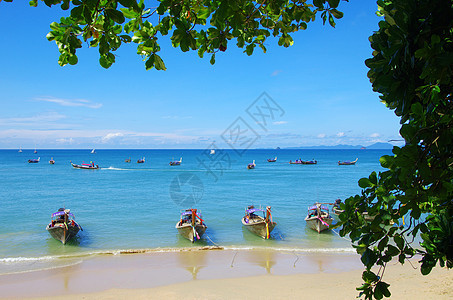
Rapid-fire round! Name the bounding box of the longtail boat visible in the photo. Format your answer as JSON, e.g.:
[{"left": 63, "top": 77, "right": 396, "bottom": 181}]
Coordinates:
[
  {"left": 338, "top": 158, "right": 358, "bottom": 165},
  {"left": 305, "top": 203, "right": 333, "bottom": 233},
  {"left": 169, "top": 157, "right": 182, "bottom": 166},
  {"left": 247, "top": 160, "right": 256, "bottom": 169},
  {"left": 176, "top": 209, "right": 207, "bottom": 242},
  {"left": 137, "top": 157, "right": 145, "bottom": 163},
  {"left": 71, "top": 161, "right": 99, "bottom": 169},
  {"left": 267, "top": 157, "right": 277, "bottom": 162},
  {"left": 28, "top": 157, "right": 40, "bottom": 163},
  {"left": 332, "top": 198, "right": 345, "bottom": 215},
  {"left": 49, "top": 158, "right": 55, "bottom": 164},
  {"left": 46, "top": 208, "right": 82, "bottom": 244},
  {"left": 125, "top": 158, "right": 131, "bottom": 163},
  {"left": 241, "top": 205, "right": 276, "bottom": 239}
]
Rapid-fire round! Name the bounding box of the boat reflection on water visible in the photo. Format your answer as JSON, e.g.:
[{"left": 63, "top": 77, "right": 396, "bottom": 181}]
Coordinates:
[
  {"left": 176, "top": 250, "right": 207, "bottom": 280},
  {"left": 245, "top": 250, "right": 276, "bottom": 274}
]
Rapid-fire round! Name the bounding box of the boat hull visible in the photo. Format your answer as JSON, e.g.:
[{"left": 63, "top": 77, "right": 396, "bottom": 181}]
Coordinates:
[
  {"left": 71, "top": 163, "right": 99, "bottom": 169},
  {"left": 176, "top": 223, "right": 207, "bottom": 242},
  {"left": 46, "top": 223, "right": 80, "bottom": 244},
  {"left": 242, "top": 217, "right": 276, "bottom": 239},
  {"left": 305, "top": 216, "right": 333, "bottom": 233}
]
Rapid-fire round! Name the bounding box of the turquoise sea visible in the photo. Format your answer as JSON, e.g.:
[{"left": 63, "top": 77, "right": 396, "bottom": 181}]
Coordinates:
[{"left": 0, "top": 148, "right": 390, "bottom": 274}]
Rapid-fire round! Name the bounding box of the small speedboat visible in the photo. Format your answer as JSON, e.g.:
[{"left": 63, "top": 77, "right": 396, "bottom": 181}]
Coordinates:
[
  {"left": 49, "top": 158, "right": 55, "bottom": 164},
  {"left": 176, "top": 209, "right": 207, "bottom": 242},
  {"left": 267, "top": 157, "right": 277, "bottom": 162},
  {"left": 46, "top": 208, "right": 82, "bottom": 244},
  {"left": 28, "top": 157, "right": 40, "bottom": 163},
  {"left": 289, "top": 159, "right": 317, "bottom": 164},
  {"left": 247, "top": 160, "right": 256, "bottom": 169},
  {"left": 71, "top": 162, "right": 99, "bottom": 169},
  {"left": 137, "top": 157, "right": 145, "bottom": 163},
  {"left": 338, "top": 158, "right": 358, "bottom": 165},
  {"left": 169, "top": 157, "right": 182, "bottom": 166},
  {"left": 242, "top": 205, "right": 276, "bottom": 239},
  {"left": 305, "top": 203, "right": 333, "bottom": 233}
]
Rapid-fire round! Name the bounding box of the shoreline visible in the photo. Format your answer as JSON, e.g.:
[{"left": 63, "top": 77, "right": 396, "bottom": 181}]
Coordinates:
[{"left": 1, "top": 249, "right": 451, "bottom": 299}]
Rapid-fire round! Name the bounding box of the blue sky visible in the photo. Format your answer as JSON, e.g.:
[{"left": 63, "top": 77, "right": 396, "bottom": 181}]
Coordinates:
[{"left": 0, "top": 1, "right": 403, "bottom": 149}]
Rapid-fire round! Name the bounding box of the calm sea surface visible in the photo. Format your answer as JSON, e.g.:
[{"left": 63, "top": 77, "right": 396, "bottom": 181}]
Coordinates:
[{"left": 0, "top": 148, "right": 390, "bottom": 274}]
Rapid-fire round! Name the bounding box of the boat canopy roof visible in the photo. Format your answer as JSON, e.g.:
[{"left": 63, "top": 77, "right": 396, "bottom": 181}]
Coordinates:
[
  {"left": 246, "top": 207, "right": 265, "bottom": 214},
  {"left": 52, "top": 211, "right": 74, "bottom": 218},
  {"left": 308, "top": 205, "right": 329, "bottom": 211}
]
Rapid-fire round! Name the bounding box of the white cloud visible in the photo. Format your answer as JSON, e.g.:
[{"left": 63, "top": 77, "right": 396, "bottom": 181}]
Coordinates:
[
  {"left": 271, "top": 70, "right": 283, "bottom": 76},
  {"left": 56, "top": 137, "right": 75, "bottom": 144},
  {"left": 273, "top": 121, "right": 287, "bottom": 125},
  {"left": 370, "top": 133, "right": 380, "bottom": 138},
  {"left": 337, "top": 132, "right": 345, "bottom": 137},
  {"left": 317, "top": 133, "right": 326, "bottom": 138},
  {"left": 35, "top": 97, "right": 102, "bottom": 109},
  {"left": 0, "top": 112, "right": 66, "bottom": 126},
  {"left": 101, "top": 132, "right": 124, "bottom": 143}
]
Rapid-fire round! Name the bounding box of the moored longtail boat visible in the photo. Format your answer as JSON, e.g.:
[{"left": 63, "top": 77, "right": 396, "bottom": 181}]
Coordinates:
[
  {"left": 46, "top": 208, "right": 82, "bottom": 244},
  {"left": 241, "top": 205, "right": 276, "bottom": 239},
  {"left": 331, "top": 198, "right": 344, "bottom": 215},
  {"left": 125, "top": 158, "right": 131, "bottom": 163},
  {"left": 267, "top": 157, "right": 277, "bottom": 162},
  {"left": 49, "top": 158, "right": 55, "bottom": 164},
  {"left": 176, "top": 209, "right": 207, "bottom": 242},
  {"left": 71, "top": 161, "right": 99, "bottom": 169},
  {"left": 338, "top": 158, "right": 358, "bottom": 165},
  {"left": 28, "top": 157, "right": 40, "bottom": 163},
  {"left": 305, "top": 203, "right": 333, "bottom": 233},
  {"left": 137, "top": 157, "right": 145, "bottom": 163}
]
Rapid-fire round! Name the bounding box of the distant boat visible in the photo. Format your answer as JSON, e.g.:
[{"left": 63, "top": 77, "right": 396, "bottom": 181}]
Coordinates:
[
  {"left": 18, "top": 147, "right": 22, "bottom": 153},
  {"left": 267, "top": 157, "right": 277, "bottom": 162},
  {"left": 71, "top": 161, "right": 99, "bottom": 169},
  {"left": 34, "top": 149, "right": 37, "bottom": 154},
  {"left": 242, "top": 205, "right": 276, "bottom": 239},
  {"left": 247, "top": 160, "right": 256, "bottom": 169},
  {"left": 46, "top": 208, "right": 82, "bottom": 244},
  {"left": 137, "top": 157, "right": 145, "bottom": 163},
  {"left": 289, "top": 159, "right": 317, "bottom": 164},
  {"left": 305, "top": 203, "right": 333, "bottom": 233},
  {"left": 176, "top": 209, "right": 207, "bottom": 242},
  {"left": 338, "top": 158, "right": 358, "bottom": 165},
  {"left": 169, "top": 157, "right": 182, "bottom": 166},
  {"left": 28, "top": 157, "right": 40, "bottom": 163},
  {"left": 331, "top": 199, "right": 344, "bottom": 215},
  {"left": 49, "top": 158, "right": 55, "bottom": 164},
  {"left": 91, "top": 149, "right": 96, "bottom": 154},
  {"left": 210, "top": 149, "right": 215, "bottom": 155},
  {"left": 125, "top": 158, "right": 131, "bottom": 163}
]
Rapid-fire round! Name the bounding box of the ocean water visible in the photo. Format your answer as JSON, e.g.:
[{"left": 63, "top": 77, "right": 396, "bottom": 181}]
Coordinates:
[{"left": 0, "top": 148, "right": 390, "bottom": 274}]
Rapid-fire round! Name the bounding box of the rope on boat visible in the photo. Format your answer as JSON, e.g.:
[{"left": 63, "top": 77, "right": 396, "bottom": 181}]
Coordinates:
[
  {"left": 230, "top": 251, "right": 239, "bottom": 268},
  {"left": 292, "top": 251, "right": 300, "bottom": 268},
  {"left": 331, "top": 227, "right": 350, "bottom": 241},
  {"left": 204, "top": 234, "right": 222, "bottom": 249}
]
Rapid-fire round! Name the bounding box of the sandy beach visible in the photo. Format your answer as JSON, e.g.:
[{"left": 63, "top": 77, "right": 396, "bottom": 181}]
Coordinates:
[{"left": 0, "top": 248, "right": 451, "bottom": 299}]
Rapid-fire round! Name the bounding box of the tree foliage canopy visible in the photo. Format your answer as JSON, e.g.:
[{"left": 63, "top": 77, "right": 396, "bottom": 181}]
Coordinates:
[
  {"left": 3, "top": 0, "right": 345, "bottom": 70},
  {"left": 338, "top": 0, "right": 453, "bottom": 299}
]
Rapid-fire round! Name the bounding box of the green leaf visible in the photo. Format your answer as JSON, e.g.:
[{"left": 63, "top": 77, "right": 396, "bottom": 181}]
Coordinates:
[
  {"left": 210, "top": 53, "right": 215, "bottom": 65},
  {"left": 153, "top": 54, "right": 166, "bottom": 71},
  {"left": 394, "top": 235, "right": 404, "bottom": 250},
  {"left": 330, "top": 8, "right": 343, "bottom": 19},
  {"left": 105, "top": 9, "right": 125, "bottom": 24},
  {"left": 358, "top": 177, "right": 373, "bottom": 189}
]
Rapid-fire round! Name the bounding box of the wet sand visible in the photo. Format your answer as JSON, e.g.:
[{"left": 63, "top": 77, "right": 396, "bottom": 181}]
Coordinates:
[{"left": 0, "top": 249, "right": 451, "bottom": 299}]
